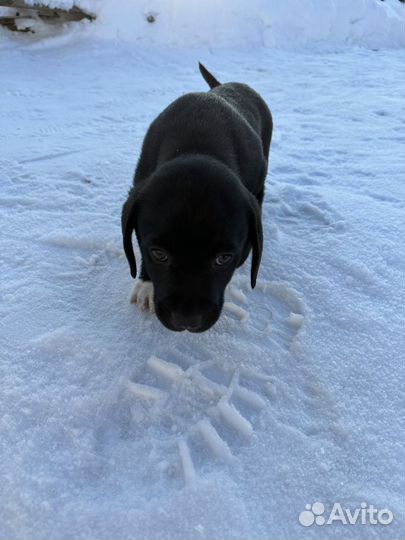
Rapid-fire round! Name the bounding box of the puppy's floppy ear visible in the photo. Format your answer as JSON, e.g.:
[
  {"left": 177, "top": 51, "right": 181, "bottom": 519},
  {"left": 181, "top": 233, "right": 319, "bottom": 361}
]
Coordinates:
[
  {"left": 246, "top": 194, "right": 263, "bottom": 289},
  {"left": 121, "top": 189, "right": 138, "bottom": 278}
]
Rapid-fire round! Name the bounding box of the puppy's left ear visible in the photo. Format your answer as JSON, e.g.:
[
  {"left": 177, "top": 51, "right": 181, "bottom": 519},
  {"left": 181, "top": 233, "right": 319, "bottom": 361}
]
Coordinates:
[
  {"left": 121, "top": 189, "right": 138, "bottom": 278},
  {"left": 247, "top": 194, "right": 263, "bottom": 289}
]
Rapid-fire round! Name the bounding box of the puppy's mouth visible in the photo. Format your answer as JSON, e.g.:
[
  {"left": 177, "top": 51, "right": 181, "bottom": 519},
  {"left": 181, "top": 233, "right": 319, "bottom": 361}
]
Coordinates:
[{"left": 155, "top": 301, "right": 222, "bottom": 333}]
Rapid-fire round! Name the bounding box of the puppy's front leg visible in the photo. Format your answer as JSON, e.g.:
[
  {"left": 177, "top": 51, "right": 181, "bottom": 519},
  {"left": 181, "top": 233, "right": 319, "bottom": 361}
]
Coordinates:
[{"left": 130, "top": 263, "right": 155, "bottom": 313}]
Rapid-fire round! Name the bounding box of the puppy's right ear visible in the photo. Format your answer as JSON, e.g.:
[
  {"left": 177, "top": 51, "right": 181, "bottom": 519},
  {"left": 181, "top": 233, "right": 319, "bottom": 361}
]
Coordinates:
[
  {"left": 121, "top": 189, "right": 138, "bottom": 278},
  {"left": 246, "top": 193, "right": 263, "bottom": 289}
]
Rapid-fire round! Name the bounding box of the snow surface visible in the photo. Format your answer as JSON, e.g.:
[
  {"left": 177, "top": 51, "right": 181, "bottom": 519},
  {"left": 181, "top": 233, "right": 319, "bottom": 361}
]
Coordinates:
[
  {"left": 89, "top": 0, "right": 405, "bottom": 49},
  {"left": 1, "top": 0, "right": 404, "bottom": 48},
  {"left": 1, "top": 2, "right": 405, "bottom": 539}
]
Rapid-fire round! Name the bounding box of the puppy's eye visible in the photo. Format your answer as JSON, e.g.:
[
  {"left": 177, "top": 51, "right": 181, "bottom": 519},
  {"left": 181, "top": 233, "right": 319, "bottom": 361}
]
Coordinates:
[
  {"left": 150, "top": 248, "right": 169, "bottom": 264},
  {"left": 215, "top": 253, "right": 233, "bottom": 266}
]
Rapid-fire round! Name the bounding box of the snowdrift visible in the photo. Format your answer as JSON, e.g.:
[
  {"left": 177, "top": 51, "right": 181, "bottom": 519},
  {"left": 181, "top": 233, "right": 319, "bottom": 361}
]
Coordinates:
[
  {"left": 1, "top": 0, "right": 404, "bottom": 48},
  {"left": 62, "top": 0, "right": 405, "bottom": 48}
]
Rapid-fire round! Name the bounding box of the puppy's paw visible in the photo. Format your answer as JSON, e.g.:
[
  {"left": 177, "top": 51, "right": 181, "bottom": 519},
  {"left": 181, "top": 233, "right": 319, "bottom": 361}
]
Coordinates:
[{"left": 130, "top": 280, "right": 155, "bottom": 313}]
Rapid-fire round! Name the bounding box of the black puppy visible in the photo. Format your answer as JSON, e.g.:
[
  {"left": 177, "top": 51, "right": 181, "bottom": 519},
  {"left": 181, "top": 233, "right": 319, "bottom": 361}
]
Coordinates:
[{"left": 122, "top": 63, "right": 273, "bottom": 332}]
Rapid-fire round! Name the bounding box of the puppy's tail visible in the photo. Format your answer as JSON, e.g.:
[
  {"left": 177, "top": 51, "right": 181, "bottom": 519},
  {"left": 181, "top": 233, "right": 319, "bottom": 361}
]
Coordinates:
[{"left": 199, "top": 62, "right": 221, "bottom": 88}]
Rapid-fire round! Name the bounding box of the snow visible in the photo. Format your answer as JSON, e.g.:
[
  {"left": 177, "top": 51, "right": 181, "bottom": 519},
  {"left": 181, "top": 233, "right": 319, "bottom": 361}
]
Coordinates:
[
  {"left": 195, "top": 419, "right": 235, "bottom": 462},
  {"left": 287, "top": 312, "right": 304, "bottom": 329},
  {"left": 147, "top": 355, "right": 185, "bottom": 381},
  {"left": 217, "top": 400, "right": 253, "bottom": 438},
  {"left": 1, "top": 1, "right": 404, "bottom": 539},
  {"left": 126, "top": 380, "right": 166, "bottom": 402},
  {"left": 1, "top": 0, "right": 404, "bottom": 48},
  {"left": 178, "top": 438, "right": 197, "bottom": 485},
  {"left": 90, "top": 0, "right": 405, "bottom": 49}
]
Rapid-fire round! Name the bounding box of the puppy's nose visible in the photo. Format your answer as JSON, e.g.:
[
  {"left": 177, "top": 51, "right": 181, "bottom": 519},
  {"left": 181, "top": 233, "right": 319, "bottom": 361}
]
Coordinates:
[{"left": 171, "top": 311, "right": 203, "bottom": 332}]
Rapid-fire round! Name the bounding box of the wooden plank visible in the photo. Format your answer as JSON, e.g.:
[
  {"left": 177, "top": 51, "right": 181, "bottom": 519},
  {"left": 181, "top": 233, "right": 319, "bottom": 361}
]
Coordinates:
[
  {"left": 0, "top": 1, "right": 95, "bottom": 21},
  {"left": 0, "top": 15, "right": 32, "bottom": 30}
]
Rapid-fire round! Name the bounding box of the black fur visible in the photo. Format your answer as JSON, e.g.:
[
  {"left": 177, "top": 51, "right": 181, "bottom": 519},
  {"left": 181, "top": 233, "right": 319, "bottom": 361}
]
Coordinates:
[{"left": 122, "top": 64, "right": 273, "bottom": 332}]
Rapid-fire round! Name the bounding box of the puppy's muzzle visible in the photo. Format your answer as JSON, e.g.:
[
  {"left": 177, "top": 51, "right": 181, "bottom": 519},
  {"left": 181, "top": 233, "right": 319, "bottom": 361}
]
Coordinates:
[
  {"left": 156, "top": 297, "right": 222, "bottom": 333},
  {"left": 171, "top": 311, "right": 203, "bottom": 332}
]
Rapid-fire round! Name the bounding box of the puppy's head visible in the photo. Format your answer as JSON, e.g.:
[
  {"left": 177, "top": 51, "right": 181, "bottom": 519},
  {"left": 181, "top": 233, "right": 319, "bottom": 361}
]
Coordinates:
[{"left": 122, "top": 156, "right": 262, "bottom": 332}]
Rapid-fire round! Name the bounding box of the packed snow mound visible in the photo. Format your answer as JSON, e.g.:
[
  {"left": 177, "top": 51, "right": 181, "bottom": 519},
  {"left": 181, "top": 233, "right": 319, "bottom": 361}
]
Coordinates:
[
  {"left": 3, "top": 0, "right": 404, "bottom": 48},
  {"left": 75, "top": 0, "right": 404, "bottom": 49}
]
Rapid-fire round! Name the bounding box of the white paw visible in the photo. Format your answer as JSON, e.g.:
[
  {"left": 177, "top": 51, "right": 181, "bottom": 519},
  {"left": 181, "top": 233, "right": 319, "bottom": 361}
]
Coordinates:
[{"left": 130, "top": 280, "right": 155, "bottom": 313}]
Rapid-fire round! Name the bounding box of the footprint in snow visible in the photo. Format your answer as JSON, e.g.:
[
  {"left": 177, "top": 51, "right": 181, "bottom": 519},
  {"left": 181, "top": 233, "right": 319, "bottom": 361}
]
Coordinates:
[
  {"left": 118, "top": 277, "right": 305, "bottom": 485},
  {"left": 272, "top": 185, "right": 345, "bottom": 234},
  {"left": 125, "top": 347, "right": 273, "bottom": 485},
  {"left": 223, "top": 275, "right": 304, "bottom": 351}
]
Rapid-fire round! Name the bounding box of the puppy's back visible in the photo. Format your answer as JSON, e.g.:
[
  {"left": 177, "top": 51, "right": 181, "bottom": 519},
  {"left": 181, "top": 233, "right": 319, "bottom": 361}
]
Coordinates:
[
  {"left": 210, "top": 82, "right": 272, "bottom": 159},
  {"left": 198, "top": 63, "right": 272, "bottom": 159},
  {"left": 133, "top": 69, "right": 272, "bottom": 201},
  {"left": 135, "top": 91, "right": 265, "bottom": 183}
]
